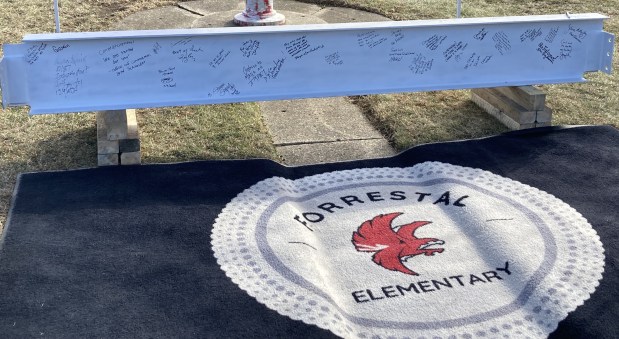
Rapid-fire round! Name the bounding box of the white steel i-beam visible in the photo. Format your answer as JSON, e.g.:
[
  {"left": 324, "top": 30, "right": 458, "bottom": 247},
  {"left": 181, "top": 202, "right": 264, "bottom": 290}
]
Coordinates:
[{"left": 0, "top": 13, "right": 614, "bottom": 114}]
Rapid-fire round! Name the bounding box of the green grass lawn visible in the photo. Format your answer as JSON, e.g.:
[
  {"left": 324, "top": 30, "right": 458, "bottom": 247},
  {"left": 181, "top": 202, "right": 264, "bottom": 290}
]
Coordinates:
[{"left": 0, "top": 0, "right": 617, "bottom": 232}]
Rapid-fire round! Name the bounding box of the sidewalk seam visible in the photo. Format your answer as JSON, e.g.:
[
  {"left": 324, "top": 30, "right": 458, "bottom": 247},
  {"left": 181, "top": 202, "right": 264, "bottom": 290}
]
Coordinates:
[{"left": 275, "top": 137, "right": 387, "bottom": 147}]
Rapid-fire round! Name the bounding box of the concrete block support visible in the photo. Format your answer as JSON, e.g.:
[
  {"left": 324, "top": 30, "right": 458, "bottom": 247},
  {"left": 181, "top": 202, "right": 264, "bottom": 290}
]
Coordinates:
[
  {"left": 96, "top": 109, "right": 141, "bottom": 166},
  {"left": 471, "top": 86, "right": 552, "bottom": 130}
]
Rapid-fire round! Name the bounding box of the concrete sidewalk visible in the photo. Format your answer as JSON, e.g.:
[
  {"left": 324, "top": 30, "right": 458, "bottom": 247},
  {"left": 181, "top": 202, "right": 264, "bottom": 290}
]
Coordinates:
[{"left": 115, "top": 0, "right": 396, "bottom": 165}]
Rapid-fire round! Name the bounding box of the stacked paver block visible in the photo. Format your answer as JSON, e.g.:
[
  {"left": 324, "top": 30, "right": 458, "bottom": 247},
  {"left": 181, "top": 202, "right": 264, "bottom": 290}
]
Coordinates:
[
  {"left": 96, "top": 109, "right": 141, "bottom": 166},
  {"left": 471, "top": 86, "right": 552, "bottom": 130}
]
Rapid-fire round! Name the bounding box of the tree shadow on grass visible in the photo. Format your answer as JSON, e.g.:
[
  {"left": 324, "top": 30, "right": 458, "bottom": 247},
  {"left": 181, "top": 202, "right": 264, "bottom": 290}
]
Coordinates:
[
  {"left": 30, "top": 125, "right": 98, "bottom": 170},
  {"left": 0, "top": 125, "right": 98, "bottom": 232},
  {"left": 433, "top": 99, "right": 511, "bottom": 141},
  {"left": 356, "top": 93, "right": 510, "bottom": 151}
]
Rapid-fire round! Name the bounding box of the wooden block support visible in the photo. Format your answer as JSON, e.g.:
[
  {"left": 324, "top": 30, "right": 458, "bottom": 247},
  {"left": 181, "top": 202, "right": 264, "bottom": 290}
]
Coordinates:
[
  {"left": 471, "top": 86, "right": 552, "bottom": 130},
  {"left": 536, "top": 107, "right": 553, "bottom": 123},
  {"left": 97, "top": 154, "right": 119, "bottom": 166},
  {"left": 126, "top": 109, "right": 139, "bottom": 139},
  {"left": 120, "top": 151, "right": 142, "bottom": 165},
  {"left": 97, "top": 140, "right": 119, "bottom": 155},
  {"left": 494, "top": 86, "right": 546, "bottom": 111},
  {"left": 97, "top": 109, "right": 141, "bottom": 166}
]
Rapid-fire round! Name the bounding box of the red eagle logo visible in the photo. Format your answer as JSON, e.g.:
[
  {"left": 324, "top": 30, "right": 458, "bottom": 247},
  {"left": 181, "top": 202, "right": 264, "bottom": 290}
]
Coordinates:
[{"left": 352, "top": 212, "right": 444, "bottom": 275}]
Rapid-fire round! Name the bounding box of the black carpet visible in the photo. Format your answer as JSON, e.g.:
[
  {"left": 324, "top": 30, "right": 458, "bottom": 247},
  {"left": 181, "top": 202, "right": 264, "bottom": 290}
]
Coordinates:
[{"left": 0, "top": 125, "right": 617, "bottom": 339}]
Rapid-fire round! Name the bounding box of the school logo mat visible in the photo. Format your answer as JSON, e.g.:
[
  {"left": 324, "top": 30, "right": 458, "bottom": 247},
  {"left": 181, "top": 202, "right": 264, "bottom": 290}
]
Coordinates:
[{"left": 212, "top": 162, "right": 604, "bottom": 338}]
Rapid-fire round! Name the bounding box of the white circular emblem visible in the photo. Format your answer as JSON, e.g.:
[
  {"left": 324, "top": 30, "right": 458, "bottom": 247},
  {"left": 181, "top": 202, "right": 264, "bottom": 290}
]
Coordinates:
[{"left": 212, "top": 162, "right": 604, "bottom": 338}]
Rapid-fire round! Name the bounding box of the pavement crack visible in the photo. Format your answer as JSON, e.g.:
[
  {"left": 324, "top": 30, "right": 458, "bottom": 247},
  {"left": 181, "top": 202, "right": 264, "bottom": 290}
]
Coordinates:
[{"left": 176, "top": 4, "right": 205, "bottom": 17}]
